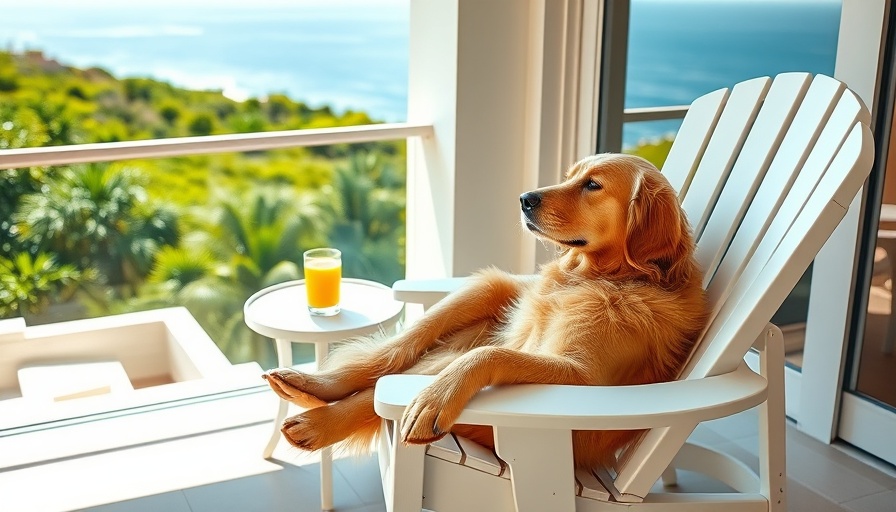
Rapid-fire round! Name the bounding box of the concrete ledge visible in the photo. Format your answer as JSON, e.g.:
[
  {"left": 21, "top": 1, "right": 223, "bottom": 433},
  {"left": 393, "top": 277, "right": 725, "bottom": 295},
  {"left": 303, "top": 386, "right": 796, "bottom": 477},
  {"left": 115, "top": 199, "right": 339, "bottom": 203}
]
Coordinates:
[{"left": 0, "top": 307, "right": 262, "bottom": 429}]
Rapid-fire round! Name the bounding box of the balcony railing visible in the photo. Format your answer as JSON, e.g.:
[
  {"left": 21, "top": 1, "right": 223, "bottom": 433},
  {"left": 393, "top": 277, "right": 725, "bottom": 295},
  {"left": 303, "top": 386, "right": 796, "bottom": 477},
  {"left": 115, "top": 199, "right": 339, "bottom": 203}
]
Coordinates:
[
  {"left": 0, "top": 121, "right": 435, "bottom": 430},
  {"left": 623, "top": 105, "right": 690, "bottom": 124},
  {"left": 0, "top": 122, "right": 434, "bottom": 169}
]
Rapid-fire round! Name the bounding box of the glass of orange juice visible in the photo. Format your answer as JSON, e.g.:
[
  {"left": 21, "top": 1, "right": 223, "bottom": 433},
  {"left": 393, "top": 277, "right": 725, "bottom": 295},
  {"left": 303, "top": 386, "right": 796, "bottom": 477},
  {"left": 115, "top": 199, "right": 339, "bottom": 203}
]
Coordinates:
[{"left": 303, "top": 248, "right": 342, "bottom": 316}]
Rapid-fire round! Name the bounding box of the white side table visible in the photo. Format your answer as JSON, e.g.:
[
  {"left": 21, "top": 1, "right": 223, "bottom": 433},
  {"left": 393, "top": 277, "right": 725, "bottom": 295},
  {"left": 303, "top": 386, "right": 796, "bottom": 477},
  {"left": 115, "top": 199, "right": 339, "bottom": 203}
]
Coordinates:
[{"left": 244, "top": 278, "right": 404, "bottom": 512}]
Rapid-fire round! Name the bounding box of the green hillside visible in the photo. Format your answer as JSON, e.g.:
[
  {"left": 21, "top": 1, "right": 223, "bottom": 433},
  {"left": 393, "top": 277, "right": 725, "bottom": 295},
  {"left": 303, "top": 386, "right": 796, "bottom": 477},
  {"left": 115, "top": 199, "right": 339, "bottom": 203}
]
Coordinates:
[{"left": 0, "top": 50, "right": 406, "bottom": 366}]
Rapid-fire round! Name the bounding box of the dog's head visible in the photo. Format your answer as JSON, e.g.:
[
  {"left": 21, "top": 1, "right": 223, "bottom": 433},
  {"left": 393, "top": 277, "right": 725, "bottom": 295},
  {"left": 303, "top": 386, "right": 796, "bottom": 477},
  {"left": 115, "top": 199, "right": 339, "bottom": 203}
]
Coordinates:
[{"left": 520, "top": 153, "right": 694, "bottom": 284}]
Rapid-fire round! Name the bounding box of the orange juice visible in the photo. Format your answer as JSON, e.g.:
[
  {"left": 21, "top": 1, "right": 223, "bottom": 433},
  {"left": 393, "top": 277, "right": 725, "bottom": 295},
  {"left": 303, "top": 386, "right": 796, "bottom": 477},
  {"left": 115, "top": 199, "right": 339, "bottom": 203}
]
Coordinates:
[{"left": 305, "top": 259, "right": 341, "bottom": 308}]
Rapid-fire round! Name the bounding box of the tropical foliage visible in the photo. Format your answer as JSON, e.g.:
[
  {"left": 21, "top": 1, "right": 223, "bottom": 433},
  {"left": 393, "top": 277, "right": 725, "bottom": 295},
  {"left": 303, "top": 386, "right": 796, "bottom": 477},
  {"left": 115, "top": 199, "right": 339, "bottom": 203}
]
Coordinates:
[
  {"left": 0, "top": 50, "right": 406, "bottom": 367},
  {"left": 14, "top": 164, "right": 180, "bottom": 293},
  {"left": 0, "top": 252, "right": 93, "bottom": 317},
  {"left": 625, "top": 136, "right": 674, "bottom": 170}
]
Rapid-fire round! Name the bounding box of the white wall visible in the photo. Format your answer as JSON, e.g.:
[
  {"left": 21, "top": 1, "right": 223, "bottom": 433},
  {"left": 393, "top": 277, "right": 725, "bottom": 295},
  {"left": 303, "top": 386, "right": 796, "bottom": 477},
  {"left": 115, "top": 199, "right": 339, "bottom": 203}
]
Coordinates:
[{"left": 406, "top": 0, "right": 590, "bottom": 278}]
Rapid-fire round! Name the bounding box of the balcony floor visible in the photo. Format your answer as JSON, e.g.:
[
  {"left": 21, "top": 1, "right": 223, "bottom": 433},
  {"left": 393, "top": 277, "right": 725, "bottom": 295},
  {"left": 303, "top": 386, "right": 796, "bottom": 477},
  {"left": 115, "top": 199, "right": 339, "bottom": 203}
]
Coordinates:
[{"left": 1, "top": 386, "right": 895, "bottom": 512}]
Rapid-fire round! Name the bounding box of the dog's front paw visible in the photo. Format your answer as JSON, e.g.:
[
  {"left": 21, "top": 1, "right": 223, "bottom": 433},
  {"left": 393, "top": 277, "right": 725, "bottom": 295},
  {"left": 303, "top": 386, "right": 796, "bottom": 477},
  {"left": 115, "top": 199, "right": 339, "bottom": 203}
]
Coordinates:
[
  {"left": 263, "top": 368, "right": 328, "bottom": 409},
  {"left": 400, "top": 384, "right": 463, "bottom": 445}
]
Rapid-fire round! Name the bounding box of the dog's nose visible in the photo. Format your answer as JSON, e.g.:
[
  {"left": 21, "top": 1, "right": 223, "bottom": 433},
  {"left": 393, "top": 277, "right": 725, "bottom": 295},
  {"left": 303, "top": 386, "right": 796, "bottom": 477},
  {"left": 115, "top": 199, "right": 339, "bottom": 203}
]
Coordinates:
[{"left": 520, "top": 192, "right": 541, "bottom": 211}]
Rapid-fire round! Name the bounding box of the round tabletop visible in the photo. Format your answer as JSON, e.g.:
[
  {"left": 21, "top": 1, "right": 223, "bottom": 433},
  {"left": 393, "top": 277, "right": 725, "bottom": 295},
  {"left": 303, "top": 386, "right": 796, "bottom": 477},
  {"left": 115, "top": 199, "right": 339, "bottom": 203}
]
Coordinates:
[{"left": 243, "top": 278, "right": 404, "bottom": 344}]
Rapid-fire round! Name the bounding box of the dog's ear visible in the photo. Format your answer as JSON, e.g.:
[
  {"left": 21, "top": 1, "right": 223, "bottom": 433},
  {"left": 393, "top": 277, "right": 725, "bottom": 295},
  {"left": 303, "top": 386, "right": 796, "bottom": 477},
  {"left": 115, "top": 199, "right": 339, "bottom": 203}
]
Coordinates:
[{"left": 624, "top": 170, "right": 693, "bottom": 285}]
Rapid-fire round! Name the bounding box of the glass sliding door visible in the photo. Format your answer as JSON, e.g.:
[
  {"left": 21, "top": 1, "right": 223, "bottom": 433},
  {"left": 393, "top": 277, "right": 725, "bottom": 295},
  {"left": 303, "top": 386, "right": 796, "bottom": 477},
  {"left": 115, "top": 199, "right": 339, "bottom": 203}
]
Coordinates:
[
  {"left": 839, "top": 56, "right": 896, "bottom": 465},
  {"left": 853, "top": 157, "right": 896, "bottom": 409}
]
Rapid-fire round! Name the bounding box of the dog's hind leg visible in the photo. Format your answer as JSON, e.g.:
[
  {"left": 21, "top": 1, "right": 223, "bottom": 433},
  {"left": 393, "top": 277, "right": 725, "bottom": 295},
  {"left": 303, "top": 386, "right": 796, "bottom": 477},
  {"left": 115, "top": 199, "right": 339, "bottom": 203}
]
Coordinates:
[
  {"left": 266, "top": 269, "right": 530, "bottom": 402},
  {"left": 280, "top": 387, "right": 381, "bottom": 453},
  {"left": 266, "top": 318, "right": 500, "bottom": 405}
]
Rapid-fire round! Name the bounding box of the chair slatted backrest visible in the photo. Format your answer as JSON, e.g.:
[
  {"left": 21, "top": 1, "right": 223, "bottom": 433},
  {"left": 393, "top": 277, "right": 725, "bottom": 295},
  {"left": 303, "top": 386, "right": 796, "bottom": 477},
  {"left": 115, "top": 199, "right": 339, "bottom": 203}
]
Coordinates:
[
  {"left": 661, "top": 87, "right": 728, "bottom": 198},
  {"left": 702, "top": 77, "right": 860, "bottom": 324},
  {"left": 690, "top": 80, "right": 871, "bottom": 379},
  {"left": 678, "top": 76, "right": 770, "bottom": 238},
  {"left": 694, "top": 73, "right": 813, "bottom": 288},
  {"left": 606, "top": 73, "right": 874, "bottom": 500}
]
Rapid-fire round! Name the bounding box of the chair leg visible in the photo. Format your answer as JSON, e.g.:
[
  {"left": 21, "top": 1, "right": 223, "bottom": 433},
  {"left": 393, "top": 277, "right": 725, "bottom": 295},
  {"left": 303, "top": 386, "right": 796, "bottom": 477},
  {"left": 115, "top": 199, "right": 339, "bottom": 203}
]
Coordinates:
[
  {"left": 661, "top": 465, "right": 678, "bottom": 487},
  {"left": 263, "top": 399, "right": 289, "bottom": 458},
  {"left": 381, "top": 419, "right": 426, "bottom": 512},
  {"left": 263, "top": 338, "right": 294, "bottom": 459},
  {"left": 758, "top": 325, "right": 787, "bottom": 512},
  {"left": 495, "top": 426, "right": 577, "bottom": 512}
]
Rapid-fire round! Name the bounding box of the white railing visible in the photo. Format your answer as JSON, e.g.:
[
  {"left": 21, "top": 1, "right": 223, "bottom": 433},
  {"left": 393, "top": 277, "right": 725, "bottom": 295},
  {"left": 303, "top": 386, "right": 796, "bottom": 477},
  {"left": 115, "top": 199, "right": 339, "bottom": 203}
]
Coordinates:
[
  {"left": 623, "top": 105, "right": 690, "bottom": 124},
  {"left": 0, "top": 122, "right": 434, "bottom": 169},
  {"left": 0, "top": 113, "right": 699, "bottom": 169}
]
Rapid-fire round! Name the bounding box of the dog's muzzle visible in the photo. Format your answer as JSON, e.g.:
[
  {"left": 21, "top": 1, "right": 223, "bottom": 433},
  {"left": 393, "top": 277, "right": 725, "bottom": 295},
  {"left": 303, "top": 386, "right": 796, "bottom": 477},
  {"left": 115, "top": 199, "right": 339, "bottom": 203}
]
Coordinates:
[
  {"left": 520, "top": 191, "right": 543, "bottom": 234},
  {"left": 520, "top": 192, "right": 541, "bottom": 217}
]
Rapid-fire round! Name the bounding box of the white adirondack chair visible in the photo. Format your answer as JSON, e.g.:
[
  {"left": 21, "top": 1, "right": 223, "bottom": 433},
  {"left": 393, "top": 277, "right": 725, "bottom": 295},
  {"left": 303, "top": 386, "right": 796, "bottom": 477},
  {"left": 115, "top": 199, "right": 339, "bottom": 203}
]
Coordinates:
[{"left": 373, "top": 73, "right": 875, "bottom": 512}]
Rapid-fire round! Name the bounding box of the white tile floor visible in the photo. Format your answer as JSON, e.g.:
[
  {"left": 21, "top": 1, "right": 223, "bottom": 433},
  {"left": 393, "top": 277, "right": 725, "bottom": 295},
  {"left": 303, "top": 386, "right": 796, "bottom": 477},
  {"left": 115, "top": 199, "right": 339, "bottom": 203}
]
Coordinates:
[{"left": 1, "top": 388, "right": 894, "bottom": 512}]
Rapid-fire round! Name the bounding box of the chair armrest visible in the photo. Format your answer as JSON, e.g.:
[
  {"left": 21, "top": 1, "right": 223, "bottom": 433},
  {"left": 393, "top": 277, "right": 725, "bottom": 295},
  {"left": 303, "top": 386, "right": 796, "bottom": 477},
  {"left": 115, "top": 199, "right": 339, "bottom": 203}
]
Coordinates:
[
  {"left": 392, "top": 275, "right": 540, "bottom": 307},
  {"left": 373, "top": 363, "right": 766, "bottom": 431},
  {"left": 392, "top": 278, "right": 467, "bottom": 308}
]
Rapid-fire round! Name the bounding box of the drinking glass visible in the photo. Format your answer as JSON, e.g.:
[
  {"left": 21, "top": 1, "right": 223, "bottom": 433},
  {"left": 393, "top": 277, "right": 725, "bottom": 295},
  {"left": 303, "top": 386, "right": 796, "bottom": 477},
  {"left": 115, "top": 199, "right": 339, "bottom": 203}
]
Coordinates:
[{"left": 303, "top": 248, "right": 342, "bottom": 316}]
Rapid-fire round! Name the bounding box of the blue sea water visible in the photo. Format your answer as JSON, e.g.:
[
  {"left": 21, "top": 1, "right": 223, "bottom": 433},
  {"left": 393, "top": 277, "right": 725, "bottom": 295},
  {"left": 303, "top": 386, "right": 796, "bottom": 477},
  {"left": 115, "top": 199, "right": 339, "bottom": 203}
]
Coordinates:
[
  {"left": 624, "top": 0, "right": 841, "bottom": 146},
  {"left": 0, "top": 0, "right": 410, "bottom": 120},
  {"left": 0, "top": 0, "right": 841, "bottom": 148}
]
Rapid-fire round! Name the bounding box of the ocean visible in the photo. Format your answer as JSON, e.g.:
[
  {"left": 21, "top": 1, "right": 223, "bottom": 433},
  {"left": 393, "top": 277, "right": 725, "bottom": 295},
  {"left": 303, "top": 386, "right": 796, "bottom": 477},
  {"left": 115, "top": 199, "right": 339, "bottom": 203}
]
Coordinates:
[
  {"left": 0, "top": 0, "right": 410, "bottom": 121},
  {"left": 624, "top": 0, "right": 841, "bottom": 145},
  {"left": 0, "top": 0, "right": 841, "bottom": 148}
]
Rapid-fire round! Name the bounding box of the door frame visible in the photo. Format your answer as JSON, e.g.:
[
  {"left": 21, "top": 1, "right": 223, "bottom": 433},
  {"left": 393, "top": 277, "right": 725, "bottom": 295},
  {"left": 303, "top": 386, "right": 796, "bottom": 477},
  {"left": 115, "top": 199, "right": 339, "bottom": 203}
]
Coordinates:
[{"left": 798, "top": 0, "right": 896, "bottom": 466}]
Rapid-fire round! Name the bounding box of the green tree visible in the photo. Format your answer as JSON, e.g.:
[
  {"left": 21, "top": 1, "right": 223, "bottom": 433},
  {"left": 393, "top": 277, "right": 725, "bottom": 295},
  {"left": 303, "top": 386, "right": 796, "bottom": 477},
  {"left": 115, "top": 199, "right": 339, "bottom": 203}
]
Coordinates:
[
  {"left": 158, "top": 101, "right": 181, "bottom": 125},
  {"left": 0, "top": 102, "right": 50, "bottom": 149},
  {"left": 188, "top": 113, "right": 214, "bottom": 136},
  {"left": 212, "top": 188, "right": 327, "bottom": 363},
  {"left": 0, "top": 103, "right": 53, "bottom": 257},
  {"left": 14, "top": 163, "right": 179, "bottom": 294},
  {"left": 265, "top": 93, "right": 293, "bottom": 124},
  {"left": 134, "top": 188, "right": 328, "bottom": 365},
  {"left": 0, "top": 167, "right": 44, "bottom": 256},
  {"left": 122, "top": 78, "right": 155, "bottom": 102},
  {"left": 0, "top": 52, "right": 18, "bottom": 92},
  {"left": 148, "top": 245, "right": 216, "bottom": 288},
  {"left": 31, "top": 101, "right": 83, "bottom": 146},
  {"left": 0, "top": 252, "right": 94, "bottom": 318},
  {"left": 228, "top": 111, "right": 266, "bottom": 133},
  {"left": 211, "top": 188, "right": 326, "bottom": 285},
  {"left": 327, "top": 152, "right": 406, "bottom": 284}
]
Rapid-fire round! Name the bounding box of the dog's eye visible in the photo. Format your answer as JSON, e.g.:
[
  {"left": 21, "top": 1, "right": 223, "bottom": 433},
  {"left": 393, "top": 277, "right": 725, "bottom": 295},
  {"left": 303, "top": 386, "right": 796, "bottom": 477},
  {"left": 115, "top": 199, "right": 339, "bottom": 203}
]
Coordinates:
[{"left": 585, "top": 179, "right": 602, "bottom": 191}]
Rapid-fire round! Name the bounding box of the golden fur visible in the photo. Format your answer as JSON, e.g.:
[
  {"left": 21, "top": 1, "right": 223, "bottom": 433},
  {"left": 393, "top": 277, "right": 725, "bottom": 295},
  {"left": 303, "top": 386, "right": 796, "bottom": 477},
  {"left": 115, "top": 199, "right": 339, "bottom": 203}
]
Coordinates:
[{"left": 264, "top": 153, "right": 709, "bottom": 469}]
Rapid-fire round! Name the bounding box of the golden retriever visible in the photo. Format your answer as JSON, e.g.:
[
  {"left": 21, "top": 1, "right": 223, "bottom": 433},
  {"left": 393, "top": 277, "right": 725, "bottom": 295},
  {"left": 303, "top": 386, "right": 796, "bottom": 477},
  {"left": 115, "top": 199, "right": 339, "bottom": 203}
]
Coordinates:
[{"left": 263, "top": 153, "right": 708, "bottom": 470}]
